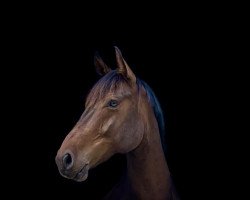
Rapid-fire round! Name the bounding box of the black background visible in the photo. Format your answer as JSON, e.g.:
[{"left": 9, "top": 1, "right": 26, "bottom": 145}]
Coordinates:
[{"left": 3, "top": 3, "right": 239, "bottom": 200}]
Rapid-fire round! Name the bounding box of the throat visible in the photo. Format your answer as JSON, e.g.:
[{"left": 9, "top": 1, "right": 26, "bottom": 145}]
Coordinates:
[{"left": 126, "top": 126, "right": 172, "bottom": 199}]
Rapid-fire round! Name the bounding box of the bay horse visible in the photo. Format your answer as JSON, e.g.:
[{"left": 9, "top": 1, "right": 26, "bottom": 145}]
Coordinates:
[{"left": 55, "top": 47, "right": 179, "bottom": 200}]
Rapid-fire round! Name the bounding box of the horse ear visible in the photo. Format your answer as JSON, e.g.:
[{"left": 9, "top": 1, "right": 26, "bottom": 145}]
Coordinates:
[
  {"left": 94, "top": 52, "right": 111, "bottom": 76},
  {"left": 114, "top": 46, "right": 136, "bottom": 83}
]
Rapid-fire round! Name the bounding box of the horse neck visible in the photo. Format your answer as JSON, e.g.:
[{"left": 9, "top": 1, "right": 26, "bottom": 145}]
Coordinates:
[{"left": 126, "top": 101, "right": 173, "bottom": 200}]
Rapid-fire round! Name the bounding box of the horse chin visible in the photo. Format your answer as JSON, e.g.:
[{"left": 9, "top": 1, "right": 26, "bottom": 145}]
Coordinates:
[{"left": 73, "top": 164, "right": 89, "bottom": 182}]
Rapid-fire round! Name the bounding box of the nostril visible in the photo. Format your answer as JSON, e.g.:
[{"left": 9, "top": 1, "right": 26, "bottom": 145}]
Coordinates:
[{"left": 62, "top": 153, "right": 73, "bottom": 170}]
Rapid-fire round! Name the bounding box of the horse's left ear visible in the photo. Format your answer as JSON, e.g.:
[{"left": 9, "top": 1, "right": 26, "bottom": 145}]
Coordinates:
[
  {"left": 94, "top": 52, "right": 111, "bottom": 76},
  {"left": 114, "top": 46, "right": 136, "bottom": 83}
]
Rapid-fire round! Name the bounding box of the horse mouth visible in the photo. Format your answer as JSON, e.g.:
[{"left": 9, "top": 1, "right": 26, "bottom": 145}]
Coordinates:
[{"left": 73, "top": 164, "right": 89, "bottom": 182}]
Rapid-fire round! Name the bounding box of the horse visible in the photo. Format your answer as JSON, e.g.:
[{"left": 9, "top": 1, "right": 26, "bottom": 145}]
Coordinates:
[{"left": 55, "top": 47, "right": 179, "bottom": 200}]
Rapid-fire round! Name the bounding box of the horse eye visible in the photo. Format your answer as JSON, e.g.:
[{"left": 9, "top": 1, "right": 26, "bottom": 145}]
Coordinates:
[{"left": 108, "top": 100, "right": 118, "bottom": 108}]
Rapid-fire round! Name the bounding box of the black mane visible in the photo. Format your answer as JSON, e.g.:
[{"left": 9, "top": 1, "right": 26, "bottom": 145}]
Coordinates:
[{"left": 137, "top": 79, "right": 166, "bottom": 153}]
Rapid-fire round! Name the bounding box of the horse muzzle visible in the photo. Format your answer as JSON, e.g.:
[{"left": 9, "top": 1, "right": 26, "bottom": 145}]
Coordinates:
[{"left": 55, "top": 151, "right": 90, "bottom": 182}]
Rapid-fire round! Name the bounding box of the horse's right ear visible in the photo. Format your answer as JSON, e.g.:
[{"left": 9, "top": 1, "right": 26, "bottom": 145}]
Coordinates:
[{"left": 94, "top": 52, "right": 111, "bottom": 76}]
